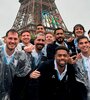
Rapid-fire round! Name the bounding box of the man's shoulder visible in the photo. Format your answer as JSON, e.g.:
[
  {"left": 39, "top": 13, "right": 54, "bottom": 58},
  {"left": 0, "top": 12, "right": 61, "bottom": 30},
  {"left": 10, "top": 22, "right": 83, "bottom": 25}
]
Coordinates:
[
  {"left": 40, "top": 59, "right": 54, "bottom": 66},
  {"left": 67, "top": 63, "right": 74, "bottom": 68},
  {"left": 67, "top": 63, "right": 76, "bottom": 73},
  {"left": 37, "top": 60, "right": 54, "bottom": 71},
  {"left": 14, "top": 50, "right": 27, "bottom": 59},
  {"left": 76, "top": 59, "right": 83, "bottom": 65},
  {"left": 47, "top": 41, "right": 58, "bottom": 52},
  {"left": 47, "top": 41, "right": 56, "bottom": 47},
  {"left": 67, "top": 39, "right": 74, "bottom": 45}
]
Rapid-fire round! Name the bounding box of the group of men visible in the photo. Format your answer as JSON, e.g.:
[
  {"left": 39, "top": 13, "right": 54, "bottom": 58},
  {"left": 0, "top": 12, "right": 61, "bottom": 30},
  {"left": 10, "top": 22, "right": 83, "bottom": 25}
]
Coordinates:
[{"left": 0, "top": 24, "right": 90, "bottom": 100}]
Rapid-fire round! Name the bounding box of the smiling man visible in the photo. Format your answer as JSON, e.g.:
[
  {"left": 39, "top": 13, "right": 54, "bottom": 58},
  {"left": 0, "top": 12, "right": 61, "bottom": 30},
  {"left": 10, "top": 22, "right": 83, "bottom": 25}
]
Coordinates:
[
  {"left": 30, "top": 46, "right": 87, "bottom": 100},
  {"left": 17, "top": 30, "right": 34, "bottom": 52},
  {"left": 74, "top": 36, "right": 90, "bottom": 100},
  {"left": 47, "top": 28, "right": 70, "bottom": 59},
  {"left": 0, "top": 29, "right": 31, "bottom": 100},
  {"left": 31, "top": 33, "right": 47, "bottom": 69},
  {"left": 36, "top": 24, "right": 46, "bottom": 34},
  {"left": 67, "top": 24, "right": 85, "bottom": 55}
]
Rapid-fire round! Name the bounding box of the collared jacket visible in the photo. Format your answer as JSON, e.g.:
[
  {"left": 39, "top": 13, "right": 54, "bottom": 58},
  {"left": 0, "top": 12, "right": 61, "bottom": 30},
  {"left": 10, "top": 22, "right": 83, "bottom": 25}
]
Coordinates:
[
  {"left": 37, "top": 60, "right": 87, "bottom": 100},
  {"left": 47, "top": 41, "right": 70, "bottom": 59},
  {"left": 11, "top": 60, "right": 87, "bottom": 100},
  {"left": 74, "top": 58, "right": 90, "bottom": 100}
]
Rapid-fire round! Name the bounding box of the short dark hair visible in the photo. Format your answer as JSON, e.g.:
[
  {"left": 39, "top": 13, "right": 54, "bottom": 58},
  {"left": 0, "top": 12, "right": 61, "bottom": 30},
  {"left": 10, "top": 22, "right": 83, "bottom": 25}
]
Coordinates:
[
  {"left": 55, "top": 46, "right": 69, "bottom": 54},
  {"left": 36, "top": 24, "right": 45, "bottom": 31},
  {"left": 20, "top": 30, "right": 30, "bottom": 36},
  {"left": 36, "top": 24, "right": 44, "bottom": 28},
  {"left": 6, "top": 29, "right": 18, "bottom": 37},
  {"left": 77, "top": 36, "right": 89, "bottom": 43},
  {"left": 73, "top": 24, "right": 85, "bottom": 34},
  {"left": 54, "top": 28, "right": 64, "bottom": 34}
]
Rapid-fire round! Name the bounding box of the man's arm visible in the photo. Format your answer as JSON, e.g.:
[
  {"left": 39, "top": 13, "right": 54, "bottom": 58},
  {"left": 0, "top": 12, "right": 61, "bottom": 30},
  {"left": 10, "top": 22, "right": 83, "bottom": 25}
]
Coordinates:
[{"left": 15, "top": 51, "right": 32, "bottom": 77}]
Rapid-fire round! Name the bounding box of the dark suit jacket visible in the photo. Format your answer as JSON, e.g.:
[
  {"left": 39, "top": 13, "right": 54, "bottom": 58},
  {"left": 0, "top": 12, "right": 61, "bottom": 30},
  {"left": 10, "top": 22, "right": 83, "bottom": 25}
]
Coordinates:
[
  {"left": 47, "top": 41, "right": 70, "bottom": 59},
  {"left": 10, "top": 60, "right": 87, "bottom": 100},
  {"left": 37, "top": 60, "right": 87, "bottom": 100},
  {"left": 67, "top": 39, "right": 81, "bottom": 56}
]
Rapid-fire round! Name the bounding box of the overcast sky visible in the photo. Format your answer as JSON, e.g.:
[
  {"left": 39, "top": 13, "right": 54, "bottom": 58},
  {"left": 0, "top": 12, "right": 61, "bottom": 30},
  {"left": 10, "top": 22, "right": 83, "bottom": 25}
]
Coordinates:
[{"left": 0, "top": 0, "right": 90, "bottom": 37}]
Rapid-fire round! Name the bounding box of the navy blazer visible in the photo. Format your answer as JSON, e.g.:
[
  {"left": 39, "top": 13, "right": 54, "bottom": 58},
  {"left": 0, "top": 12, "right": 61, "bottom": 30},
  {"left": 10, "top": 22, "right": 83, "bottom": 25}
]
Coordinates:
[
  {"left": 11, "top": 60, "right": 87, "bottom": 100},
  {"left": 37, "top": 60, "right": 87, "bottom": 100},
  {"left": 47, "top": 41, "right": 70, "bottom": 59},
  {"left": 67, "top": 39, "right": 81, "bottom": 56}
]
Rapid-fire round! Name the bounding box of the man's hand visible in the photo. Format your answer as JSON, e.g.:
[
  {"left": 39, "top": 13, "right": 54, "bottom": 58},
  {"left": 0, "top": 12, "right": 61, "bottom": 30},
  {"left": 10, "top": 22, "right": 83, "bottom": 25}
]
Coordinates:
[
  {"left": 24, "top": 45, "right": 34, "bottom": 53},
  {"left": 68, "top": 55, "right": 77, "bottom": 64},
  {"left": 30, "top": 70, "right": 41, "bottom": 79},
  {"left": 68, "top": 53, "right": 82, "bottom": 64}
]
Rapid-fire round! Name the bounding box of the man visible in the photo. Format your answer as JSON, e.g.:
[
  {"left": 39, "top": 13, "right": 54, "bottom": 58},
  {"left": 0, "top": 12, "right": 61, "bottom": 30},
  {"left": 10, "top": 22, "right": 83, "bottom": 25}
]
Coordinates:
[
  {"left": 74, "top": 36, "right": 90, "bottom": 100},
  {"left": 36, "top": 24, "right": 46, "bottom": 34},
  {"left": 45, "top": 32, "right": 55, "bottom": 45},
  {"left": 31, "top": 33, "right": 47, "bottom": 69},
  {"left": 42, "top": 32, "right": 55, "bottom": 56},
  {"left": 0, "top": 29, "right": 31, "bottom": 100},
  {"left": 30, "top": 46, "right": 87, "bottom": 100},
  {"left": 67, "top": 24, "right": 85, "bottom": 55},
  {"left": 17, "top": 30, "right": 34, "bottom": 52},
  {"left": 14, "top": 33, "right": 47, "bottom": 100},
  {"left": 47, "top": 28, "right": 70, "bottom": 59}
]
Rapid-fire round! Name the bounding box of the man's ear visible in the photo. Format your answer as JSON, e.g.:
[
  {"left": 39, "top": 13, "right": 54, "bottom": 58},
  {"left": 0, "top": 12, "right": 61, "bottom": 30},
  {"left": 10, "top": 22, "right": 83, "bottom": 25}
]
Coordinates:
[{"left": 4, "top": 37, "right": 7, "bottom": 43}]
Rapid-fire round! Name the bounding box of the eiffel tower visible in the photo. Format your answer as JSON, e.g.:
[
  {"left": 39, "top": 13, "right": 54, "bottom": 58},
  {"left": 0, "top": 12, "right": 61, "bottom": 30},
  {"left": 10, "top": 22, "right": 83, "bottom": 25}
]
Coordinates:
[{"left": 12, "top": 0, "right": 68, "bottom": 34}]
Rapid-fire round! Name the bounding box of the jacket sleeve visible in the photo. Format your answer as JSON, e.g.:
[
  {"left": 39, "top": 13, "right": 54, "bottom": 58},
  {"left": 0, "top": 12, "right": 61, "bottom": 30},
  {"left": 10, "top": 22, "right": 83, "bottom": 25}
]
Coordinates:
[{"left": 15, "top": 51, "right": 31, "bottom": 77}]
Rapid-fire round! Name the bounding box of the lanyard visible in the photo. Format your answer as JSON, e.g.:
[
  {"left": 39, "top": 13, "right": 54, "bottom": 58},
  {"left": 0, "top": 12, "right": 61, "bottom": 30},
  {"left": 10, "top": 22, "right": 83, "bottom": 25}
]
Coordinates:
[{"left": 2, "top": 46, "right": 14, "bottom": 65}]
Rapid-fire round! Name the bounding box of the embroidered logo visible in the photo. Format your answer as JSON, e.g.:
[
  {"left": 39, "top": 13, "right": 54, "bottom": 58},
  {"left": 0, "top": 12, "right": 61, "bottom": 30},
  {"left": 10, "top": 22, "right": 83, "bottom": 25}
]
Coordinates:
[{"left": 52, "top": 75, "right": 55, "bottom": 78}]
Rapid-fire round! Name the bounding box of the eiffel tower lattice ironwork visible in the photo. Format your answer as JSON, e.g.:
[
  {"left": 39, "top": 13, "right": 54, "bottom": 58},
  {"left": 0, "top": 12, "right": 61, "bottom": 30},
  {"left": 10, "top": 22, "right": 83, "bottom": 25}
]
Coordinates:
[{"left": 12, "top": 0, "right": 68, "bottom": 33}]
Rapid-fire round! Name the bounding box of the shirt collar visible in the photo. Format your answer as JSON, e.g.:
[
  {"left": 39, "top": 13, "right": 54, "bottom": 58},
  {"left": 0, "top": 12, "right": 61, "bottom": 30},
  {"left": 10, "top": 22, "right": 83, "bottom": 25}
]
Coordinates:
[
  {"left": 54, "top": 59, "right": 67, "bottom": 80},
  {"left": 81, "top": 53, "right": 90, "bottom": 60},
  {"left": 4, "top": 44, "right": 16, "bottom": 58},
  {"left": 55, "top": 41, "right": 68, "bottom": 48}
]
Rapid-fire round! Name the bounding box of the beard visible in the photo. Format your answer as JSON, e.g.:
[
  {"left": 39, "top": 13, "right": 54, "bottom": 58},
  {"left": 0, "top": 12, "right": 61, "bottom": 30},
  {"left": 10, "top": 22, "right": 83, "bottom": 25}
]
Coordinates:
[
  {"left": 57, "top": 60, "right": 67, "bottom": 68},
  {"left": 36, "top": 44, "right": 44, "bottom": 50},
  {"left": 56, "top": 38, "right": 64, "bottom": 44},
  {"left": 7, "top": 45, "right": 15, "bottom": 51}
]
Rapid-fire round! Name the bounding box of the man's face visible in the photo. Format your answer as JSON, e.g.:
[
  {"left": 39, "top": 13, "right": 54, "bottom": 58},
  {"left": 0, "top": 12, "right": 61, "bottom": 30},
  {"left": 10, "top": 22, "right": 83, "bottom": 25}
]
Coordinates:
[
  {"left": 21, "top": 32, "right": 31, "bottom": 45},
  {"left": 5, "top": 32, "right": 19, "bottom": 51},
  {"left": 45, "top": 33, "right": 55, "bottom": 44},
  {"left": 55, "top": 50, "right": 69, "bottom": 68},
  {"left": 74, "top": 26, "right": 84, "bottom": 38},
  {"left": 78, "top": 38, "right": 89, "bottom": 53},
  {"left": 36, "top": 26, "right": 45, "bottom": 34},
  {"left": 55, "top": 29, "right": 65, "bottom": 43},
  {"left": 34, "top": 35, "right": 45, "bottom": 50}
]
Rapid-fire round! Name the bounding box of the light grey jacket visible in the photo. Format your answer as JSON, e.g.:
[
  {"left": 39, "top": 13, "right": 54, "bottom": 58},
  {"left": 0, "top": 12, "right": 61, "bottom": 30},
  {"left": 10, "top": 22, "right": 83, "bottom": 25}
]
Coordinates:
[
  {"left": 0, "top": 45, "right": 31, "bottom": 100},
  {"left": 74, "top": 58, "right": 88, "bottom": 87}
]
